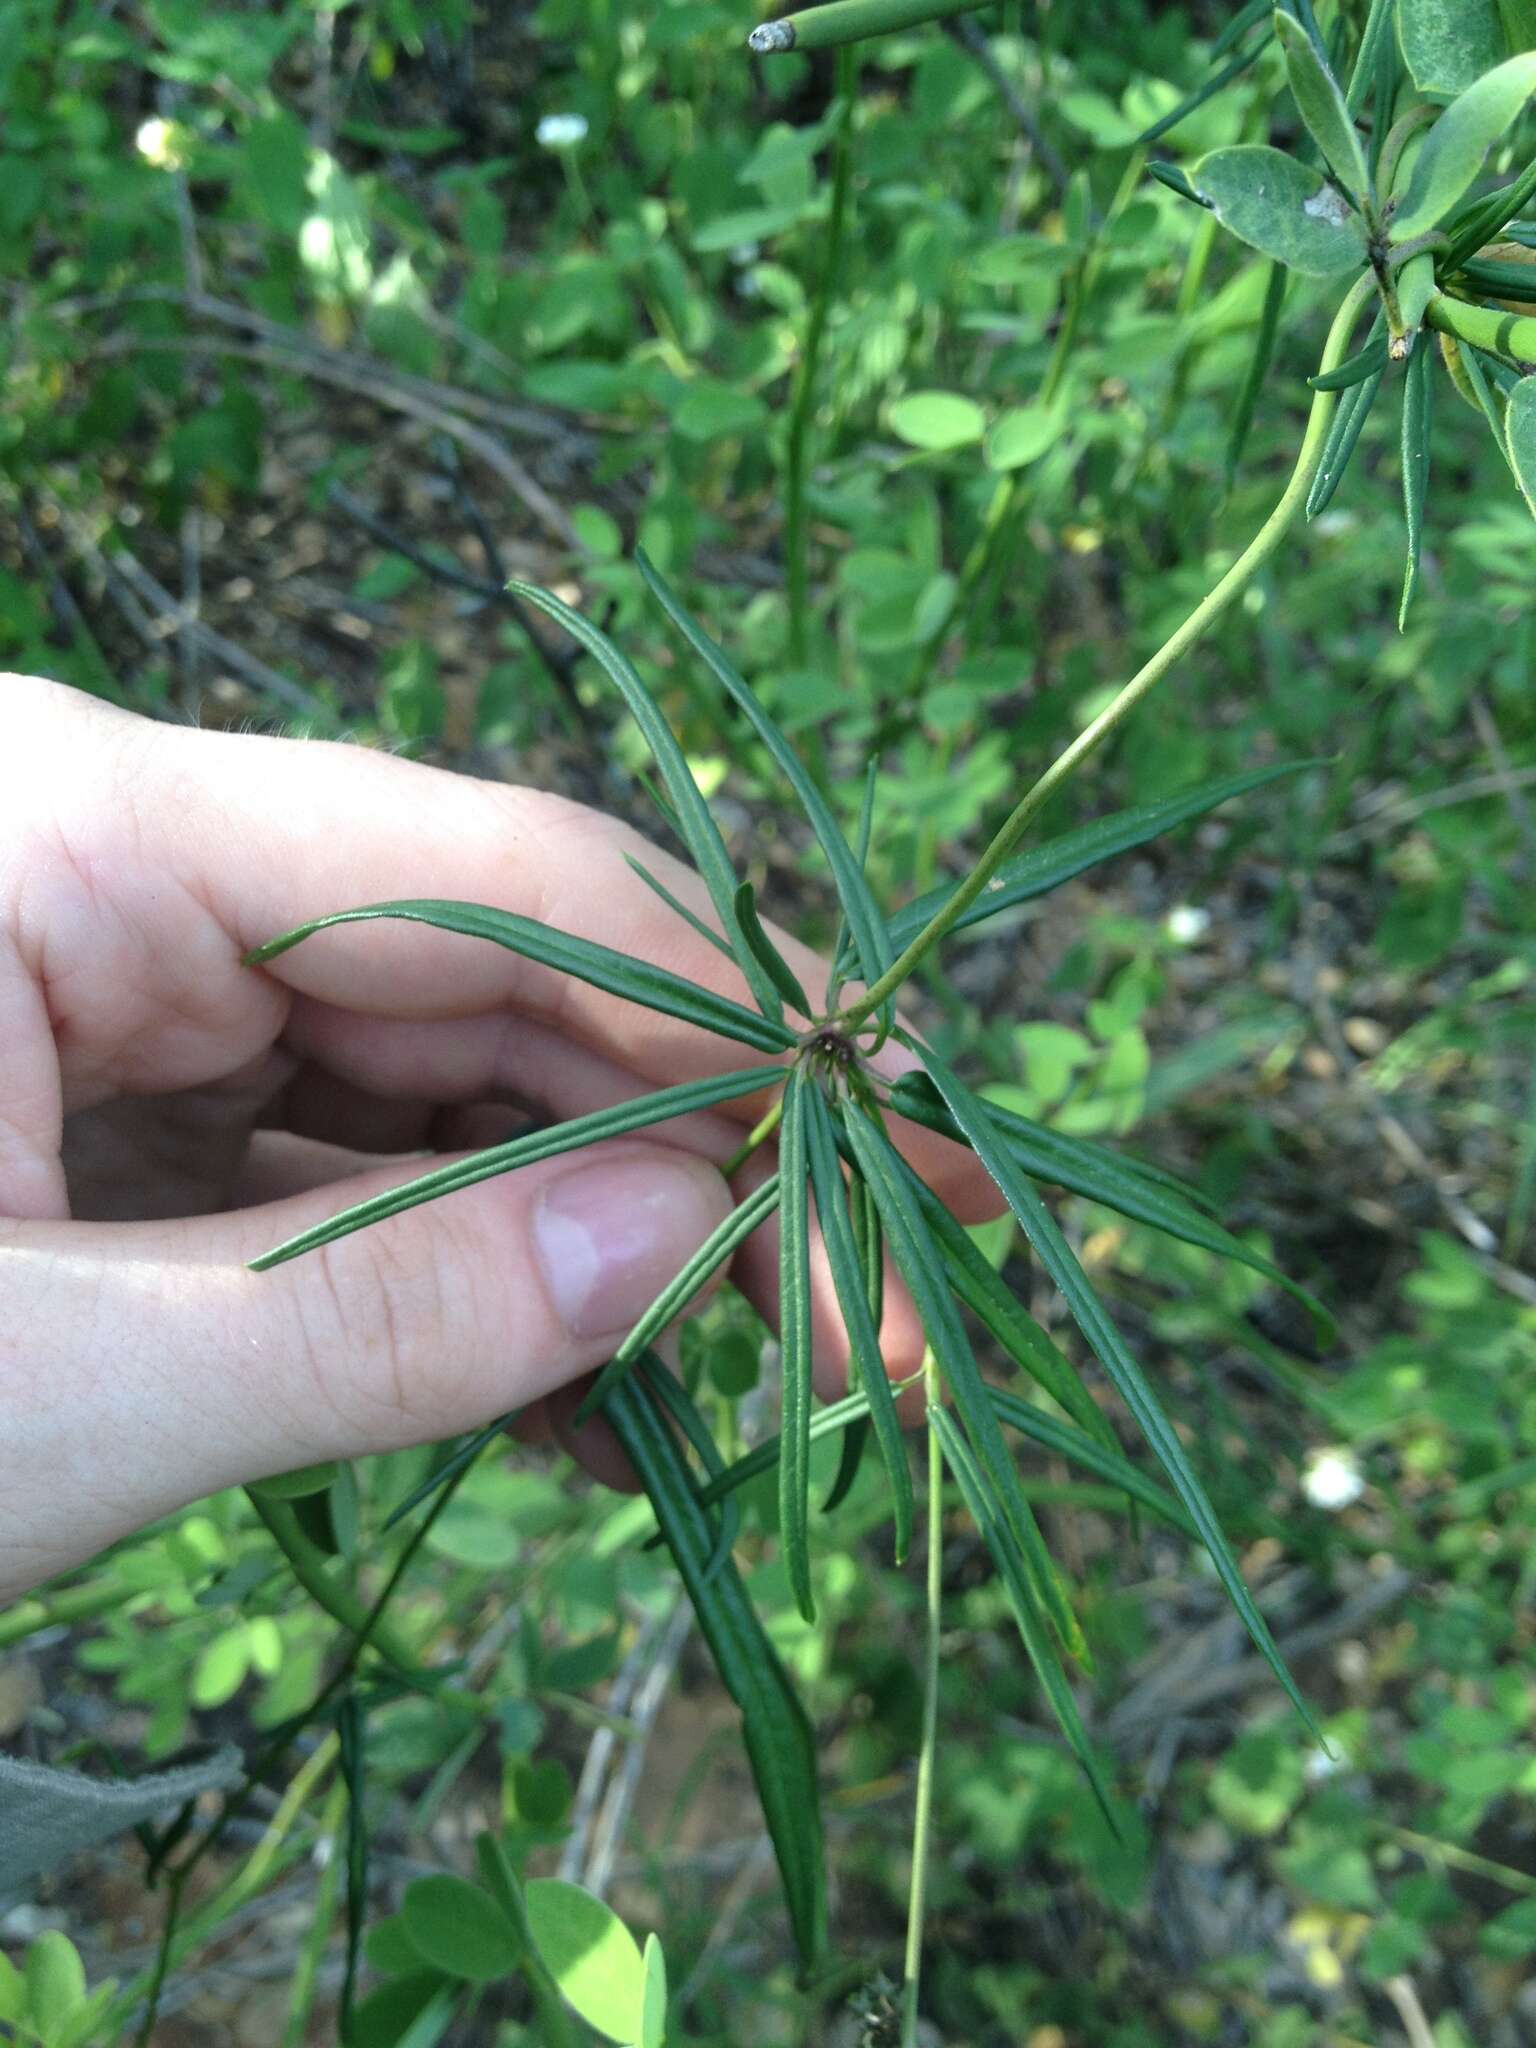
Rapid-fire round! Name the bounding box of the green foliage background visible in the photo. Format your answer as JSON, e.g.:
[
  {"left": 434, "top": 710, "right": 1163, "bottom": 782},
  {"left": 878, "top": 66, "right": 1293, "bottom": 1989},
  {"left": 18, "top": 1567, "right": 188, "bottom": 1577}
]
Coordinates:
[{"left": 3, "top": 1, "right": 1536, "bottom": 2044}]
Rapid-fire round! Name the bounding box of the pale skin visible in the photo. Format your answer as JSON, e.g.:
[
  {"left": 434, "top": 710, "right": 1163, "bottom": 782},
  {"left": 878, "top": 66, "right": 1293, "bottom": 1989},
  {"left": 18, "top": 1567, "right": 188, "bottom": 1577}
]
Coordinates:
[{"left": 0, "top": 677, "right": 994, "bottom": 1605}]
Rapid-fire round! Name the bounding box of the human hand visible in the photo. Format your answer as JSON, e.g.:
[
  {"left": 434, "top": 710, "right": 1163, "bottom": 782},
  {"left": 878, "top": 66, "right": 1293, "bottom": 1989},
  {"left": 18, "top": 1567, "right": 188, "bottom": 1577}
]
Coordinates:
[{"left": 0, "top": 677, "right": 992, "bottom": 1602}]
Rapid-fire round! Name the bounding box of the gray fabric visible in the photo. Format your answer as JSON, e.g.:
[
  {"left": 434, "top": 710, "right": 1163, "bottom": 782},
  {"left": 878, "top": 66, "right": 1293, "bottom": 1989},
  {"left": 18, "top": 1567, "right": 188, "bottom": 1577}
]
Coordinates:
[{"left": 0, "top": 1747, "right": 243, "bottom": 1889}]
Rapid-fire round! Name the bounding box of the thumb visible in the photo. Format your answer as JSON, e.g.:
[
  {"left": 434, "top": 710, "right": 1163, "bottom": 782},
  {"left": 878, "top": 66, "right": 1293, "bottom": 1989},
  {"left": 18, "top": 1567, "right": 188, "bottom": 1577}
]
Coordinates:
[{"left": 0, "top": 1142, "right": 729, "bottom": 1600}]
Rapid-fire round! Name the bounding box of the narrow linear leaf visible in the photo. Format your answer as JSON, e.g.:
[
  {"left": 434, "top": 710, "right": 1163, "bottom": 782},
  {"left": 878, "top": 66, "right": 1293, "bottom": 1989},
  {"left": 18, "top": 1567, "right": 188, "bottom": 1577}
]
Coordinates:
[
  {"left": 1135, "top": 35, "right": 1270, "bottom": 147},
  {"left": 930, "top": 1407, "right": 1116, "bottom": 1823},
  {"left": 841, "top": 1104, "right": 1086, "bottom": 1662},
  {"left": 636, "top": 550, "right": 897, "bottom": 1026},
  {"left": 826, "top": 759, "right": 880, "bottom": 1009},
  {"left": 1399, "top": 334, "right": 1435, "bottom": 627},
  {"left": 1227, "top": 261, "right": 1289, "bottom": 486},
  {"left": 1192, "top": 144, "right": 1370, "bottom": 276},
  {"left": 913, "top": 1177, "right": 1119, "bottom": 1452},
  {"left": 1308, "top": 314, "right": 1387, "bottom": 389},
  {"left": 867, "top": 761, "right": 1318, "bottom": 965},
  {"left": 888, "top": 1068, "right": 1215, "bottom": 1218},
  {"left": 805, "top": 1087, "right": 914, "bottom": 1562},
  {"left": 601, "top": 1370, "right": 828, "bottom": 1968},
  {"left": 1504, "top": 372, "right": 1536, "bottom": 516},
  {"left": 625, "top": 854, "right": 733, "bottom": 959},
  {"left": 1306, "top": 361, "right": 1385, "bottom": 515},
  {"left": 820, "top": 1416, "right": 870, "bottom": 1514},
  {"left": 913, "top": 1046, "right": 1316, "bottom": 1732},
  {"left": 1148, "top": 160, "right": 1213, "bottom": 207},
  {"left": 384, "top": 1411, "right": 520, "bottom": 1531},
  {"left": 248, "top": 900, "right": 795, "bottom": 1057},
  {"left": 579, "top": 1174, "right": 782, "bottom": 1419},
  {"left": 1344, "top": 0, "right": 1394, "bottom": 114},
  {"left": 1274, "top": 13, "right": 1372, "bottom": 197},
  {"left": 1212, "top": 0, "right": 1272, "bottom": 60},
  {"left": 506, "top": 580, "right": 783, "bottom": 1021},
  {"left": 987, "top": 1385, "right": 1195, "bottom": 1535},
  {"left": 890, "top": 1070, "right": 1332, "bottom": 1335},
  {"left": 735, "top": 881, "right": 813, "bottom": 1017},
  {"left": 638, "top": 1355, "right": 740, "bottom": 1584},
  {"left": 1445, "top": 150, "right": 1536, "bottom": 263},
  {"left": 691, "top": 1391, "right": 873, "bottom": 1512},
  {"left": 250, "top": 1067, "right": 773, "bottom": 1271},
  {"left": 1459, "top": 254, "right": 1536, "bottom": 299},
  {"left": 851, "top": 1167, "right": 884, "bottom": 1327},
  {"left": 778, "top": 1070, "right": 817, "bottom": 1622},
  {"left": 337, "top": 1696, "right": 369, "bottom": 2038}
]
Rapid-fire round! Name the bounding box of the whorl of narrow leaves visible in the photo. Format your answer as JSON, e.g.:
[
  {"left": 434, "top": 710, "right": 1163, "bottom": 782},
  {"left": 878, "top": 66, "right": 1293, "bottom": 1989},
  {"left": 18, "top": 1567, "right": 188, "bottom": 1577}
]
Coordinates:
[{"left": 241, "top": 561, "right": 1343, "bottom": 1964}]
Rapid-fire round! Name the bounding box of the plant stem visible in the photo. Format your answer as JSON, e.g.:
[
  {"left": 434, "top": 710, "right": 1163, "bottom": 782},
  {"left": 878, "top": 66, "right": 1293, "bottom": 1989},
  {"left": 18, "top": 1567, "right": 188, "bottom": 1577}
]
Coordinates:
[
  {"left": 0, "top": 1572, "right": 140, "bottom": 1649},
  {"left": 901, "top": 1348, "right": 944, "bottom": 2048},
  {"left": 750, "top": 0, "right": 985, "bottom": 55},
  {"left": 723, "top": 1094, "right": 785, "bottom": 1176},
  {"left": 245, "top": 1490, "right": 422, "bottom": 1681},
  {"left": 785, "top": 46, "right": 856, "bottom": 686},
  {"left": 1426, "top": 289, "right": 1536, "bottom": 366},
  {"left": 122, "top": 1735, "right": 339, "bottom": 2043},
  {"left": 837, "top": 272, "right": 1376, "bottom": 1030}
]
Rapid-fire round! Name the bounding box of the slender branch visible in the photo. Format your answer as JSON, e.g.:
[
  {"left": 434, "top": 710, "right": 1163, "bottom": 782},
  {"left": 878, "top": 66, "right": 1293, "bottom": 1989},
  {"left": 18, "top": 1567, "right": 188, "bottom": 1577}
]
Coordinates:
[
  {"left": 244, "top": 1491, "right": 422, "bottom": 1679},
  {"left": 750, "top": 0, "right": 988, "bottom": 54},
  {"left": 1426, "top": 289, "right": 1536, "bottom": 367},
  {"left": 901, "top": 1348, "right": 944, "bottom": 2048},
  {"left": 837, "top": 272, "right": 1378, "bottom": 1030},
  {"left": 946, "top": 15, "right": 1068, "bottom": 197}
]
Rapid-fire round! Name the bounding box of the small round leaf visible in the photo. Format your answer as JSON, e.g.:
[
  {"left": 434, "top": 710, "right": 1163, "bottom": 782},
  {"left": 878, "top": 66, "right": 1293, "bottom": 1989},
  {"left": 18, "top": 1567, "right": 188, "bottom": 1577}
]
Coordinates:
[
  {"left": 400, "top": 1875, "right": 521, "bottom": 1983},
  {"left": 24, "top": 1934, "right": 87, "bottom": 2039},
  {"left": 524, "top": 1878, "right": 645, "bottom": 2044},
  {"left": 887, "top": 391, "right": 987, "bottom": 452},
  {"left": 984, "top": 405, "right": 1062, "bottom": 471}
]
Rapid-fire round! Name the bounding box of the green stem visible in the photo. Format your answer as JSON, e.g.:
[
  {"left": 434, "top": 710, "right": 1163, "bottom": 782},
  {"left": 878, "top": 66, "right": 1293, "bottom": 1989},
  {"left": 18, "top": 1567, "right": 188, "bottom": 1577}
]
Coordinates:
[
  {"left": 1381, "top": 1822, "right": 1536, "bottom": 1897},
  {"left": 723, "top": 1094, "right": 785, "bottom": 1176},
  {"left": 901, "top": 1348, "right": 944, "bottom": 2048},
  {"left": 749, "top": 0, "right": 984, "bottom": 54},
  {"left": 1427, "top": 289, "right": 1536, "bottom": 365},
  {"left": 118, "top": 1735, "right": 339, "bottom": 2043},
  {"left": 837, "top": 272, "right": 1377, "bottom": 1031},
  {"left": 0, "top": 1573, "right": 139, "bottom": 1650},
  {"left": 245, "top": 1491, "right": 422, "bottom": 1681},
  {"left": 785, "top": 46, "right": 856, "bottom": 684}
]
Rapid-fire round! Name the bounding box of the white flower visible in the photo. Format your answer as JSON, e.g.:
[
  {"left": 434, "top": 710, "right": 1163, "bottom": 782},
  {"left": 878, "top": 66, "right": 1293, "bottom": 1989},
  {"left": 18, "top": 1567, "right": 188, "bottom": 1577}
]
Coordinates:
[
  {"left": 536, "top": 112, "right": 589, "bottom": 149},
  {"left": 1303, "top": 1744, "right": 1342, "bottom": 1786},
  {"left": 1302, "top": 1448, "right": 1364, "bottom": 1511},
  {"left": 135, "top": 117, "right": 187, "bottom": 169},
  {"left": 1165, "top": 904, "right": 1210, "bottom": 945}
]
